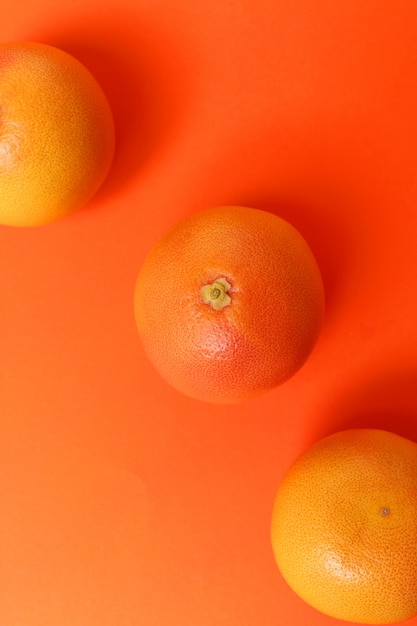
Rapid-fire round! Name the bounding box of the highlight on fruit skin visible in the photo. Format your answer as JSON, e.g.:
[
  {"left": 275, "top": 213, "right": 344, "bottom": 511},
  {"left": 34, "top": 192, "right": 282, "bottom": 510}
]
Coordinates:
[
  {"left": 270, "top": 428, "right": 417, "bottom": 624},
  {"left": 0, "top": 41, "right": 115, "bottom": 227},
  {"left": 133, "top": 205, "right": 325, "bottom": 404}
]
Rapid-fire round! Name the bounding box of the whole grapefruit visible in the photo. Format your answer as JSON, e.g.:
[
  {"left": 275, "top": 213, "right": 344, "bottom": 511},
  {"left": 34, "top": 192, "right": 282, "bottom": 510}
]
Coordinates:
[
  {"left": 0, "top": 41, "right": 115, "bottom": 227},
  {"left": 270, "top": 428, "right": 417, "bottom": 624},
  {"left": 133, "top": 205, "right": 325, "bottom": 403}
]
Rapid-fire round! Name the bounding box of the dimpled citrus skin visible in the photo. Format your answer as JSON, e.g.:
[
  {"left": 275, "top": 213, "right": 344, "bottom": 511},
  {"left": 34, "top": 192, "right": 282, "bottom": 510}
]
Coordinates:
[
  {"left": 133, "top": 205, "right": 325, "bottom": 404},
  {"left": 0, "top": 41, "right": 115, "bottom": 227},
  {"left": 271, "top": 429, "right": 417, "bottom": 624}
]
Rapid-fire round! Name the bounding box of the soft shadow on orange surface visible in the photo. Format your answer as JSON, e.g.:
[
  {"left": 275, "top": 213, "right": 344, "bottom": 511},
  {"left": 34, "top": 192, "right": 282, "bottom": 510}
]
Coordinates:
[
  {"left": 39, "top": 15, "right": 195, "bottom": 202},
  {"left": 310, "top": 366, "right": 417, "bottom": 446}
]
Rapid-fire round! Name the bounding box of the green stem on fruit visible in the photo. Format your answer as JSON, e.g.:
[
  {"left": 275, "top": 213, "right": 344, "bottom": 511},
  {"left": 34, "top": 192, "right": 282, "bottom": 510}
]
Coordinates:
[{"left": 200, "top": 277, "right": 232, "bottom": 311}]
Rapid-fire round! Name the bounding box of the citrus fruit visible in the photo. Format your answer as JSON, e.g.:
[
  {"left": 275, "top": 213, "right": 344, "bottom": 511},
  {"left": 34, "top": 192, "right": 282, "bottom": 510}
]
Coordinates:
[
  {"left": 270, "top": 428, "right": 417, "bottom": 624},
  {"left": 0, "top": 41, "right": 115, "bottom": 227},
  {"left": 133, "top": 205, "right": 325, "bottom": 404}
]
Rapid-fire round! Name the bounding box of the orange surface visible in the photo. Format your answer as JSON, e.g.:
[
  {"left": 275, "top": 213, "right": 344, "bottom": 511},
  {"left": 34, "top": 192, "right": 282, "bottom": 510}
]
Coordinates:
[{"left": 1, "top": 1, "right": 417, "bottom": 625}]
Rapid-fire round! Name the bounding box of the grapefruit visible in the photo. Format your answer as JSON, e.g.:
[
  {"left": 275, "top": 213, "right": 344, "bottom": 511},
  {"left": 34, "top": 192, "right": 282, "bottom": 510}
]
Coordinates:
[
  {"left": 0, "top": 41, "right": 115, "bottom": 227},
  {"left": 133, "top": 205, "right": 325, "bottom": 403},
  {"left": 271, "top": 428, "right": 417, "bottom": 624}
]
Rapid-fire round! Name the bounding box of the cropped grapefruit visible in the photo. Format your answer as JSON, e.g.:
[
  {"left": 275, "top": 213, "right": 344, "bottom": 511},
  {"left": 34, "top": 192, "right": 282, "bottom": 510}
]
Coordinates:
[
  {"left": 133, "top": 205, "right": 325, "bottom": 403},
  {"left": 0, "top": 41, "right": 115, "bottom": 227},
  {"left": 271, "top": 428, "right": 417, "bottom": 624}
]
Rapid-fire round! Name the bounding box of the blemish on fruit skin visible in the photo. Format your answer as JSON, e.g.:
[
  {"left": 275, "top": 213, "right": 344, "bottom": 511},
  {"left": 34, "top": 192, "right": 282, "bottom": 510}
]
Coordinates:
[
  {"left": 200, "top": 277, "right": 232, "bottom": 311},
  {"left": 380, "top": 507, "right": 390, "bottom": 517}
]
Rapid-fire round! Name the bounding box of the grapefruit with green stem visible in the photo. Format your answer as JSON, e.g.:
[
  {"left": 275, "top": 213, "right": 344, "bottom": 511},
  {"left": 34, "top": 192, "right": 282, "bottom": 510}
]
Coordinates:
[{"left": 134, "top": 205, "right": 325, "bottom": 403}]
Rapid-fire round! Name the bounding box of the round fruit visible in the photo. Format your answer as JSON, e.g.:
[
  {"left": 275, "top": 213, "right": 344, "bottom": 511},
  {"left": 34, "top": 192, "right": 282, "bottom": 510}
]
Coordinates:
[
  {"left": 133, "top": 205, "right": 325, "bottom": 404},
  {"left": 270, "top": 429, "right": 417, "bottom": 624},
  {"left": 0, "top": 41, "right": 115, "bottom": 227}
]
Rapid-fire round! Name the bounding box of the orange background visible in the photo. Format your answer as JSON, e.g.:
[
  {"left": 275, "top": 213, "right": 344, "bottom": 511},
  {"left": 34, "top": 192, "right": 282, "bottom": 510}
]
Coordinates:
[{"left": 1, "top": 1, "right": 417, "bottom": 625}]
